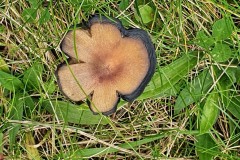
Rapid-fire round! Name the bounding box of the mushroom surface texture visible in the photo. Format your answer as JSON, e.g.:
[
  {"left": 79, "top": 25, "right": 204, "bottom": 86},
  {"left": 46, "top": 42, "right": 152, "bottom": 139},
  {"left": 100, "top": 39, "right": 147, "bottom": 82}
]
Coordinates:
[{"left": 56, "top": 15, "right": 156, "bottom": 115}]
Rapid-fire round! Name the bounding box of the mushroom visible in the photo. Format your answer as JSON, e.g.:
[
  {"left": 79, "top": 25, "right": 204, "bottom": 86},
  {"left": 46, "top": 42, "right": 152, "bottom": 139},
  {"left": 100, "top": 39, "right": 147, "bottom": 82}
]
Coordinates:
[{"left": 56, "top": 15, "right": 156, "bottom": 115}]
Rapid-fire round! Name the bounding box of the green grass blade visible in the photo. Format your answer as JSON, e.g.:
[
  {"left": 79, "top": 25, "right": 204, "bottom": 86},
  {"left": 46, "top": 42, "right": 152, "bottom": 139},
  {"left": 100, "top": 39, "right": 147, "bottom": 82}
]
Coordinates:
[
  {"left": 9, "top": 92, "right": 24, "bottom": 149},
  {"left": 23, "top": 63, "right": 43, "bottom": 91},
  {"left": 0, "top": 132, "right": 3, "bottom": 153},
  {"left": 200, "top": 91, "right": 220, "bottom": 134},
  {"left": 9, "top": 125, "right": 21, "bottom": 150},
  {"left": 63, "top": 132, "right": 166, "bottom": 158},
  {"left": 43, "top": 101, "right": 108, "bottom": 125},
  {"left": 0, "top": 71, "right": 23, "bottom": 91},
  {"left": 139, "top": 52, "right": 200, "bottom": 100},
  {"left": 227, "top": 94, "right": 240, "bottom": 119},
  {"left": 174, "top": 69, "right": 213, "bottom": 114},
  {"left": 196, "top": 133, "right": 219, "bottom": 160}
]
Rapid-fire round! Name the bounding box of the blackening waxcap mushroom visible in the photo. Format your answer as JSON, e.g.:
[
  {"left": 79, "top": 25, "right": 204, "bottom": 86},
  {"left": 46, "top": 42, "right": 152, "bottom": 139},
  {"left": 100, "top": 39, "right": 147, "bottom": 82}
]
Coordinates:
[{"left": 56, "top": 15, "right": 156, "bottom": 115}]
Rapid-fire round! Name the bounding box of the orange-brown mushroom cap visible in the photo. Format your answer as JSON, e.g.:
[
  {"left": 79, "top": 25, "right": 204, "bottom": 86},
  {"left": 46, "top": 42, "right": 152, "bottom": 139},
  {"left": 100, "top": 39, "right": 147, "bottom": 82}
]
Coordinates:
[{"left": 56, "top": 15, "right": 156, "bottom": 115}]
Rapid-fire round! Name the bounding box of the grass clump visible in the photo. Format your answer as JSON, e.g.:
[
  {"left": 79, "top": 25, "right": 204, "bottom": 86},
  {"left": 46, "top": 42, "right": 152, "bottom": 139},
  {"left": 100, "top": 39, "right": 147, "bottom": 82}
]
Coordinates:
[{"left": 0, "top": 0, "right": 240, "bottom": 159}]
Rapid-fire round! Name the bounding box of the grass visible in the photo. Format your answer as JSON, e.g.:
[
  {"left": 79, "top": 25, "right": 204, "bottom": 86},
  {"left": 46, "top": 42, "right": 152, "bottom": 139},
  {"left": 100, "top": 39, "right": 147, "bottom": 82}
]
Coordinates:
[{"left": 0, "top": 0, "right": 240, "bottom": 159}]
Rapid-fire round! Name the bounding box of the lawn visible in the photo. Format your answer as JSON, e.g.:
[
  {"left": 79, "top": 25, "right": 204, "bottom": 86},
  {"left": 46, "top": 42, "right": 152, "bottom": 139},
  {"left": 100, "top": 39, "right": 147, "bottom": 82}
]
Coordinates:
[{"left": 0, "top": 0, "right": 240, "bottom": 159}]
